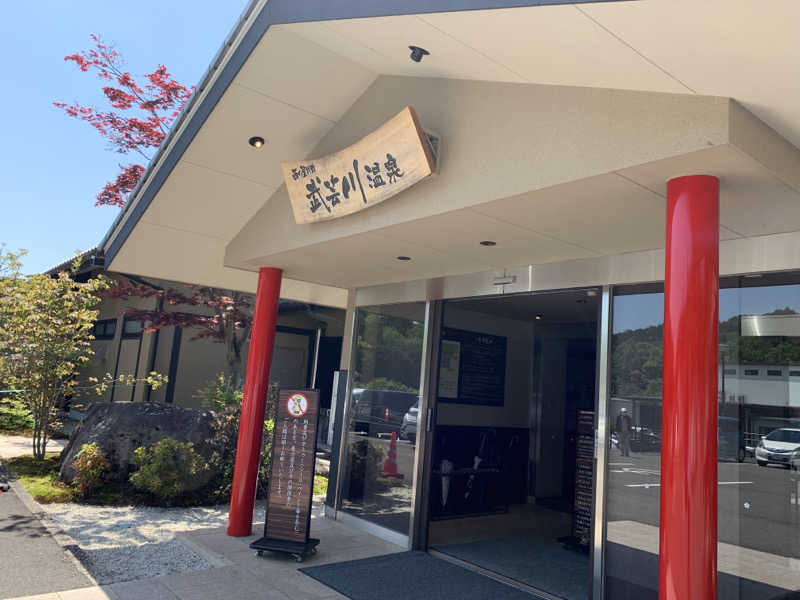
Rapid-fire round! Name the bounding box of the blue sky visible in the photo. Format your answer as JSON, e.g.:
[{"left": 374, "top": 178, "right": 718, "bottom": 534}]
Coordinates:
[
  {"left": 614, "top": 284, "right": 800, "bottom": 332},
  {"left": 0, "top": 1, "right": 247, "bottom": 274}
]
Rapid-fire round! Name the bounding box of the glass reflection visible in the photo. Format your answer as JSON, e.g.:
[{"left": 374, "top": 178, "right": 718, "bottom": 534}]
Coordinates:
[
  {"left": 340, "top": 303, "right": 425, "bottom": 535},
  {"left": 606, "top": 277, "right": 800, "bottom": 599}
]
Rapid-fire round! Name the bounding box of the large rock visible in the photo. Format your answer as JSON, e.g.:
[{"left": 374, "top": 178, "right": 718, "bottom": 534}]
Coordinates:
[{"left": 58, "top": 402, "right": 216, "bottom": 487}]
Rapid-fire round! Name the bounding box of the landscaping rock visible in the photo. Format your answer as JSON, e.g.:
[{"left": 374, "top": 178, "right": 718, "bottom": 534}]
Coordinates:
[{"left": 58, "top": 402, "right": 216, "bottom": 487}]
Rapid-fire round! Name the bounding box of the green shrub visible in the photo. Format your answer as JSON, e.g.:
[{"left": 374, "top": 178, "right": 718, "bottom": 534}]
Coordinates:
[
  {"left": 72, "top": 442, "right": 109, "bottom": 496},
  {"left": 0, "top": 398, "right": 34, "bottom": 432},
  {"left": 257, "top": 418, "right": 275, "bottom": 498},
  {"left": 196, "top": 373, "right": 243, "bottom": 411},
  {"left": 204, "top": 383, "right": 277, "bottom": 503},
  {"left": 129, "top": 438, "right": 209, "bottom": 501}
]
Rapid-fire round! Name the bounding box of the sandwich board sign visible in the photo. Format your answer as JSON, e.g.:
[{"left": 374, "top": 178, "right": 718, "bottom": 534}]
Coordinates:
[
  {"left": 250, "top": 388, "right": 321, "bottom": 562},
  {"left": 282, "top": 106, "right": 436, "bottom": 224}
]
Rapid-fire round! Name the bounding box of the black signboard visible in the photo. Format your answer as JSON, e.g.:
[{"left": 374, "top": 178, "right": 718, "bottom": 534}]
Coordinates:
[
  {"left": 572, "top": 410, "right": 595, "bottom": 549},
  {"left": 250, "top": 388, "right": 320, "bottom": 562},
  {"left": 437, "top": 327, "right": 507, "bottom": 406}
]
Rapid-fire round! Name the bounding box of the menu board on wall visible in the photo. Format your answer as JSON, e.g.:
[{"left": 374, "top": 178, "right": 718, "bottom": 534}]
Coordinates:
[
  {"left": 573, "top": 409, "right": 595, "bottom": 547},
  {"left": 251, "top": 389, "right": 320, "bottom": 561},
  {"left": 438, "top": 328, "right": 506, "bottom": 406}
]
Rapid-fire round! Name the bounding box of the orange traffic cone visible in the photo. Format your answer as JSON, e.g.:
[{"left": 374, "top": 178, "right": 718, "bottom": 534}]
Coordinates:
[{"left": 381, "top": 432, "right": 404, "bottom": 479}]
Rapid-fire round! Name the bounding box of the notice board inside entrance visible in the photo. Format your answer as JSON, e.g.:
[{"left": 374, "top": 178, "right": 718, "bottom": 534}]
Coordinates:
[{"left": 437, "top": 327, "right": 507, "bottom": 406}]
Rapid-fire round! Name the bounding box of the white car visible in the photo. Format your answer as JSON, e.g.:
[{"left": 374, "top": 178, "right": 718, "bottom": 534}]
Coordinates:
[
  {"left": 754, "top": 428, "right": 800, "bottom": 470},
  {"left": 401, "top": 401, "right": 418, "bottom": 444}
]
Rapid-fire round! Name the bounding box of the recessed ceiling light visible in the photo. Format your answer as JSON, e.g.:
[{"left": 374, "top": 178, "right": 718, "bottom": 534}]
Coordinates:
[
  {"left": 479, "top": 240, "right": 497, "bottom": 247},
  {"left": 586, "top": 290, "right": 598, "bottom": 297},
  {"left": 535, "top": 314, "right": 543, "bottom": 321},
  {"left": 409, "top": 46, "right": 429, "bottom": 63},
  {"left": 397, "top": 256, "right": 411, "bottom": 261},
  {"left": 248, "top": 136, "right": 265, "bottom": 149}
]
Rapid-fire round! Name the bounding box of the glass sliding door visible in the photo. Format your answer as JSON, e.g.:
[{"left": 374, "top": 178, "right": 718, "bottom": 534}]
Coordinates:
[
  {"left": 604, "top": 285, "right": 664, "bottom": 598},
  {"left": 339, "top": 302, "right": 427, "bottom": 536},
  {"left": 605, "top": 274, "right": 800, "bottom": 599},
  {"left": 717, "top": 275, "right": 800, "bottom": 599}
]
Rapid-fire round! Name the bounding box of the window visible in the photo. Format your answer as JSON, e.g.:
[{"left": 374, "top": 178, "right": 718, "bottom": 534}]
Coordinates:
[
  {"left": 607, "top": 276, "right": 800, "bottom": 599},
  {"left": 92, "top": 319, "right": 116, "bottom": 339},
  {"left": 123, "top": 319, "right": 143, "bottom": 336},
  {"left": 340, "top": 302, "right": 426, "bottom": 536}
]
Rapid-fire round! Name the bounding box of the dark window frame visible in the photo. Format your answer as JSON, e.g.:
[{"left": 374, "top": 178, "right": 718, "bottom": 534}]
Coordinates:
[
  {"left": 92, "top": 318, "right": 117, "bottom": 340},
  {"left": 122, "top": 318, "right": 144, "bottom": 338}
]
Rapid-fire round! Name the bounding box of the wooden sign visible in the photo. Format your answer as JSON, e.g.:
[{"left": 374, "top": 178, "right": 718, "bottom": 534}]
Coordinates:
[
  {"left": 282, "top": 106, "right": 436, "bottom": 224},
  {"left": 251, "top": 389, "right": 320, "bottom": 562}
]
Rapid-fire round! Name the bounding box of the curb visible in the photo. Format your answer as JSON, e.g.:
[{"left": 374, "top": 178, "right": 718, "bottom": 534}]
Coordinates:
[
  {"left": 0, "top": 461, "right": 98, "bottom": 586},
  {"left": 175, "top": 532, "right": 232, "bottom": 569}
]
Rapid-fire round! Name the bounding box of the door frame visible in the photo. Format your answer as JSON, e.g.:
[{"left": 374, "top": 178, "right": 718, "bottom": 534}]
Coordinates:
[{"left": 410, "top": 287, "right": 613, "bottom": 599}]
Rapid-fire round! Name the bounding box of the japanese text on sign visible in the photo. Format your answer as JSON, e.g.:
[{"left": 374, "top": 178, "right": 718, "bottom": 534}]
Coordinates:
[
  {"left": 265, "top": 390, "right": 320, "bottom": 544},
  {"left": 282, "top": 106, "right": 435, "bottom": 224}
]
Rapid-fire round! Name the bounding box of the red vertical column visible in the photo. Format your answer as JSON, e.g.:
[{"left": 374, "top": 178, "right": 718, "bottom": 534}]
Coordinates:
[
  {"left": 660, "top": 175, "right": 719, "bottom": 599},
  {"left": 227, "top": 267, "right": 282, "bottom": 537}
]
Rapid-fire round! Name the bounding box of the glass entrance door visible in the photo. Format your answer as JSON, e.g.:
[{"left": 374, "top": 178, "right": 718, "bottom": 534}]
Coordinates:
[
  {"left": 425, "top": 289, "right": 601, "bottom": 600},
  {"left": 338, "top": 302, "right": 427, "bottom": 539}
]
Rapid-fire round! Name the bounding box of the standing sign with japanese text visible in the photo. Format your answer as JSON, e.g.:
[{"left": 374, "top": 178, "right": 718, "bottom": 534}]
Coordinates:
[
  {"left": 282, "top": 106, "right": 436, "bottom": 224},
  {"left": 251, "top": 389, "right": 321, "bottom": 561}
]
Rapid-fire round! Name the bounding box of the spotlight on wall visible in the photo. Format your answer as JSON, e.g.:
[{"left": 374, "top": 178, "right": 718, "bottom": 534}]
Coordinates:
[
  {"left": 479, "top": 240, "right": 497, "bottom": 247},
  {"left": 409, "top": 46, "right": 429, "bottom": 63},
  {"left": 248, "top": 136, "right": 265, "bottom": 149},
  {"left": 397, "top": 256, "right": 412, "bottom": 261}
]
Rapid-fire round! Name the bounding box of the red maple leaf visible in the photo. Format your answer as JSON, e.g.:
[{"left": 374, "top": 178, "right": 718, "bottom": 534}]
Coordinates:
[{"left": 55, "top": 35, "right": 194, "bottom": 208}]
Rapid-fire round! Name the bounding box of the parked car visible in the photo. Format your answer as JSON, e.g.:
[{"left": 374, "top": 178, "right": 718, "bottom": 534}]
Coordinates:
[
  {"left": 755, "top": 428, "right": 800, "bottom": 469},
  {"left": 352, "top": 388, "right": 418, "bottom": 437},
  {"left": 401, "top": 401, "right": 419, "bottom": 444}
]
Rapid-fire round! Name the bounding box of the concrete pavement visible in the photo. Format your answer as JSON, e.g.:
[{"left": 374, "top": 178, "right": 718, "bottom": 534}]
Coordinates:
[
  {"left": 3, "top": 507, "right": 403, "bottom": 600},
  {"left": 0, "top": 436, "right": 66, "bottom": 460},
  {"left": 0, "top": 468, "right": 92, "bottom": 599}
]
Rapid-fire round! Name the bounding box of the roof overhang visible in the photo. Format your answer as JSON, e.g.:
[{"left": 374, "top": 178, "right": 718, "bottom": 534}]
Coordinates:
[{"left": 101, "top": 0, "right": 800, "bottom": 300}]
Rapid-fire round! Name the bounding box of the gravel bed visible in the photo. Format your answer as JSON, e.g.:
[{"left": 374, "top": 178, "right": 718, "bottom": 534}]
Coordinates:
[{"left": 40, "top": 503, "right": 267, "bottom": 583}]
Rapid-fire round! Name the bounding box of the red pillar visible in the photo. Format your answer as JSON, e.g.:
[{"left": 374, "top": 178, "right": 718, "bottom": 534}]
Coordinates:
[
  {"left": 660, "top": 175, "right": 719, "bottom": 599},
  {"left": 227, "top": 267, "right": 282, "bottom": 536}
]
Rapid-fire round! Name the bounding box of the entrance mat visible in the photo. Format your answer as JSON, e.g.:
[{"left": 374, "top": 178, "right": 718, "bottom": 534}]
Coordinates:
[
  {"left": 300, "top": 551, "right": 543, "bottom": 600},
  {"left": 436, "top": 536, "right": 590, "bottom": 600}
]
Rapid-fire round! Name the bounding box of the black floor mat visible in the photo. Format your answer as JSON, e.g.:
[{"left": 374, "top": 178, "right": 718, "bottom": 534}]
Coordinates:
[{"left": 301, "top": 551, "right": 544, "bottom": 600}]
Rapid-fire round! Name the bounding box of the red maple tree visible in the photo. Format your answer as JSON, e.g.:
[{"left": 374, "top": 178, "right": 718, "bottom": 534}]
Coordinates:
[
  {"left": 55, "top": 35, "right": 193, "bottom": 208},
  {"left": 107, "top": 283, "right": 253, "bottom": 387},
  {"left": 59, "top": 36, "right": 253, "bottom": 387}
]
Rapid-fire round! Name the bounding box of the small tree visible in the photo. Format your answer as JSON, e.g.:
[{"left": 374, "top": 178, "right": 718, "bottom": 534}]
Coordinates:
[
  {"left": 0, "top": 248, "right": 166, "bottom": 459},
  {"left": 0, "top": 249, "right": 108, "bottom": 458}
]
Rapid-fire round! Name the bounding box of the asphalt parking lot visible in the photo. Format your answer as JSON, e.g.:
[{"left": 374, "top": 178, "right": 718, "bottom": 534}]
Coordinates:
[{"left": 606, "top": 450, "right": 800, "bottom": 558}]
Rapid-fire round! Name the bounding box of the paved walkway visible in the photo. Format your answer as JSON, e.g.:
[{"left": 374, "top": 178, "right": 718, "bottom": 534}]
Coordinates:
[
  {"left": 5, "top": 512, "right": 403, "bottom": 600},
  {"left": 0, "top": 435, "right": 66, "bottom": 459},
  {"left": 0, "top": 468, "right": 92, "bottom": 599}
]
